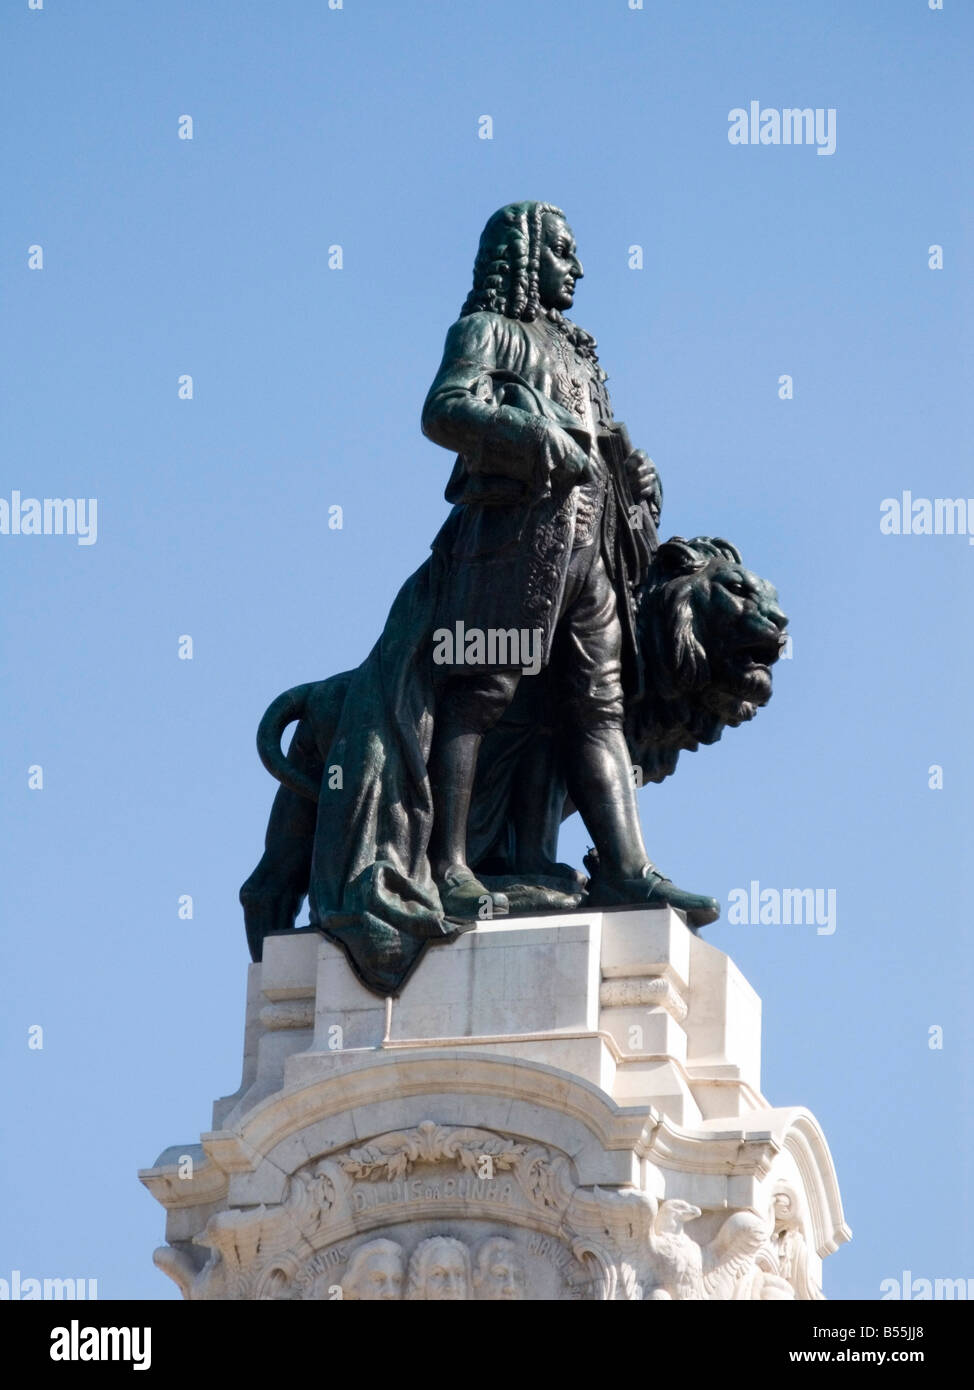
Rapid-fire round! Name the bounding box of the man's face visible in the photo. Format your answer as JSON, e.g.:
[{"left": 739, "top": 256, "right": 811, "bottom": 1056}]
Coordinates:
[
  {"left": 357, "top": 1250, "right": 403, "bottom": 1300},
  {"left": 773, "top": 1193, "right": 794, "bottom": 1223},
  {"left": 479, "top": 1255, "right": 522, "bottom": 1300},
  {"left": 538, "top": 216, "right": 583, "bottom": 311},
  {"left": 424, "top": 1250, "right": 468, "bottom": 1300}
]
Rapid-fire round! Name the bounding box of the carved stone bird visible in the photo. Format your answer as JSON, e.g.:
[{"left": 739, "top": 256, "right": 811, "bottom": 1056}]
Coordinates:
[
  {"left": 645, "top": 1199, "right": 705, "bottom": 1300},
  {"left": 590, "top": 1189, "right": 775, "bottom": 1301}
]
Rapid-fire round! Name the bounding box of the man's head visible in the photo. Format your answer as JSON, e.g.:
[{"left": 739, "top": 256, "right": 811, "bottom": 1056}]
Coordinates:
[
  {"left": 538, "top": 213, "right": 583, "bottom": 311},
  {"left": 406, "top": 1236, "right": 470, "bottom": 1300},
  {"left": 462, "top": 201, "right": 581, "bottom": 321},
  {"left": 473, "top": 1237, "right": 524, "bottom": 1300},
  {"left": 342, "top": 1239, "right": 404, "bottom": 1301}
]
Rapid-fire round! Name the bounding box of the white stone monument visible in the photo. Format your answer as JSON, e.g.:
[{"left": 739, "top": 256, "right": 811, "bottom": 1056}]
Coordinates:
[{"left": 141, "top": 909, "right": 850, "bottom": 1300}]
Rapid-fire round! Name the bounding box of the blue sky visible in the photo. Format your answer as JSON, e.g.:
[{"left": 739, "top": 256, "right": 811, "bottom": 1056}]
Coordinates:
[{"left": 2, "top": 0, "right": 971, "bottom": 1299}]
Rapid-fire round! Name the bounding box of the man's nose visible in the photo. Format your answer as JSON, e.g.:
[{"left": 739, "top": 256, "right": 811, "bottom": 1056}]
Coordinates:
[{"left": 572, "top": 257, "right": 584, "bottom": 279}]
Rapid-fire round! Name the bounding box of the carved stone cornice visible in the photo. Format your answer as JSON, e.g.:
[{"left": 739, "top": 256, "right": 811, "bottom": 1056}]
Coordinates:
[{"left": 599, "top": 976, "right": 689, "bottom": 1022}]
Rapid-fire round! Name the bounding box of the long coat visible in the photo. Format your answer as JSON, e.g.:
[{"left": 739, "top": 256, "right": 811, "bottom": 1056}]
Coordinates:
[
  {"left": 303, "top": 311, "right": 657, "bottom": 994},
  {"left": 421, "top": 310, "right": 654, "bottom": 667}
]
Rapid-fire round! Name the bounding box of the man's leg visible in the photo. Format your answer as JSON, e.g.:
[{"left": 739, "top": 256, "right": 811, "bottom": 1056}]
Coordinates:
[
  {"left": 554, "top": 552, "right": 720, "bottom": 927},
  {"left": 428, "top": 669, "right": 521, "bottom": 922}
]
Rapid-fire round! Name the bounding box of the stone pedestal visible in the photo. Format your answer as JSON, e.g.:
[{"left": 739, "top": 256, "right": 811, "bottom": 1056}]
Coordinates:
[{"left": 140, "top": 910, "right": 850, "bottom": 1300}]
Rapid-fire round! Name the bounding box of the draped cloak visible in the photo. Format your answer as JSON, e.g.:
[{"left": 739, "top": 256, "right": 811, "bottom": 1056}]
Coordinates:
[{"left": 306, "top": 311, "right": 657, "bottom": 995}]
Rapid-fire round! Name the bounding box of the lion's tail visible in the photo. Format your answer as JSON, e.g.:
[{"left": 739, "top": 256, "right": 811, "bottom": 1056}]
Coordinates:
[{"left": 256, "top": 683, "right": 321, "bottom": 802}]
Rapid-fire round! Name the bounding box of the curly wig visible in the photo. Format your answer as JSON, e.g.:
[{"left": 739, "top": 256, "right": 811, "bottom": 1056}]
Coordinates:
[
  {"left": 461, "top": 201, "right": 604, "bottom": 374},
  {"left": 461, "top": 200, "right": 564, "bottom": 321}
]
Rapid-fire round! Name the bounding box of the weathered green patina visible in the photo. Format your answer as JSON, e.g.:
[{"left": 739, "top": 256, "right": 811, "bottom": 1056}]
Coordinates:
[{"left": 240, "top": 202, "right": 787, "bottom": 995}]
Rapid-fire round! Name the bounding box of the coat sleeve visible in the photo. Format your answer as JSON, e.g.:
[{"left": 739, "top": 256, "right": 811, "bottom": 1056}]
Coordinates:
[{"left": 421, "top": 314, "right": 580, "bottom": 491}]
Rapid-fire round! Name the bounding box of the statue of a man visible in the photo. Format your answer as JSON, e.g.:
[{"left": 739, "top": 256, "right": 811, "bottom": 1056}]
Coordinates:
[
  {"left": 420, "top": 201, "right": 718, "bottom": 925},
  {"left": 240, "top": 200, "right": 744, "bottom": 995}
]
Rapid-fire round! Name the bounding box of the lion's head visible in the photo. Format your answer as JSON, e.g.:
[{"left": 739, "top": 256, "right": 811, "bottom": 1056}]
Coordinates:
[{"left": 630, "top": 536, "right": 788, "bottom": 782}]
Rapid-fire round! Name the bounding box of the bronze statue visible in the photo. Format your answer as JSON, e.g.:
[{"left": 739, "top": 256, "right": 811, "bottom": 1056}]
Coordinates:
[{"left": 241, "top": 202, "right": 788, "bottom": 994}]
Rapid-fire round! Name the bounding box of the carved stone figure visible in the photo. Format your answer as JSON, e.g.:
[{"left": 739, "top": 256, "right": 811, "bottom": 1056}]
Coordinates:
[
  {"left": 341, "top": 1239, "right": 404, "bottom": 1301},
  {"left": 147, "top": 1106, "right": 845, "bottom": 1301},
  {"left": 406, "top": 1236, "right": 471, "bottom": 1301},
  {"left": 770, "top": 1187, "right": 822, "bottom": 1300},
  {"left": 591, "top": 1188, "right": 784, "bottom": 1301},
  {"left": 641, "top": 1198, "right": 707, "bottom": 1301},
  {"left": 473, "top": 1237, "right": 525, "bottom": 1301},
  {"left": 700, "top": 1211, "right": 779, "bottom": 1302},
  {"left": 239, "top": 202, "right": 788, "bottom": 995}
]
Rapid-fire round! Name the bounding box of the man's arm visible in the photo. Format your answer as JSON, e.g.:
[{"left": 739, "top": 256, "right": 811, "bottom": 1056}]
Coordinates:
[
  {"left": 421, "top": 314, "right": 591, "bottom": 491},
  {"left": 624, "top": 449, "right": 663, "bottom": 527}
]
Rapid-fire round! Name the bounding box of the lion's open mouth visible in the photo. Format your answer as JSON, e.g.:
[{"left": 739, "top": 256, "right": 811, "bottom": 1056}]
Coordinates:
[{"left": 732, "top": 632, "right": 786, "bottom": 673}]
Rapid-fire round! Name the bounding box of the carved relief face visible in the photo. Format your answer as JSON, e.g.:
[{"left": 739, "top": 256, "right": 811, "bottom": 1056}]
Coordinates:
[
  {"left": 473, "top": 1238, "right": 524, "bottom": 1300},
  {"left": 342, "top": 1240, "right": 405, "bottom": 1301},
  {"left": 423, "top": 1248, "right": 469, "bottom": 1300},
  {"left": 356, "top": 1249, "right": 404, "bottom": 1301},
  {"left": 478, "top": 1255, "right": 522, "bottom": 1300},
  {"left": 538, "top": 215, "right": 583, "bottom": 311}
]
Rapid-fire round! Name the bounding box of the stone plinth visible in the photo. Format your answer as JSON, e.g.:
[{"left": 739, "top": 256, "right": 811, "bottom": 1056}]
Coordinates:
[{"left": 140, "top": 910, "right": 850, "bottom": 1300}]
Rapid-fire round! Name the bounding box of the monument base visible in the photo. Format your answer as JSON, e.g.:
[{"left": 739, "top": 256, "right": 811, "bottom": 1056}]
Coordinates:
[{"left": 140, "top": 910, "right": 850, "bottom": 1300}]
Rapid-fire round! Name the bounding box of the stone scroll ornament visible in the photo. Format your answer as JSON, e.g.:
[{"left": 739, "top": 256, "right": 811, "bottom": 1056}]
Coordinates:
[{"left": 239, "top": 201, "right": 788, "bottom": 995}]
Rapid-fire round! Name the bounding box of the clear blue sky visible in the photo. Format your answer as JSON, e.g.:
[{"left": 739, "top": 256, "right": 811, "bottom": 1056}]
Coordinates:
[{"left": 2, "top": 0, "right": 971, "bottom": 1299}]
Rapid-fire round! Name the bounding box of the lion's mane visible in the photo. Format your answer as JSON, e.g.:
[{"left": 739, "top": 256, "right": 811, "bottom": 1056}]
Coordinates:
[{"left": 629, "top": 536, "right": 787, "bottom": 784}]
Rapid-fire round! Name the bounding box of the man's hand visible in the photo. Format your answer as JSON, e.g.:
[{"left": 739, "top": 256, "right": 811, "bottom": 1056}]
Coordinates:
[
  {"left": 550, "top": 428, "right": 594, "bottom": 490},
  {"left": 625, "top": 449, "right": 662, "bottom": 525}
]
